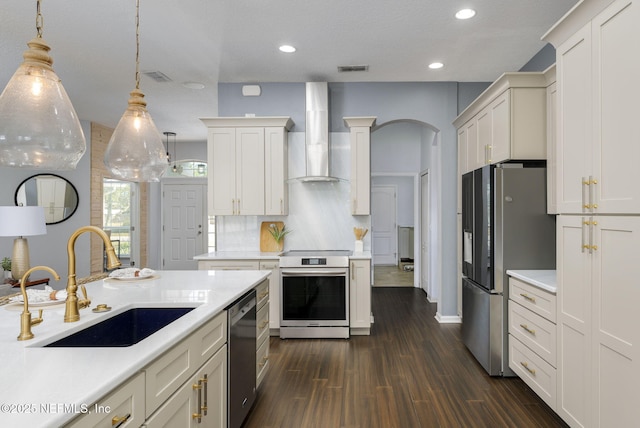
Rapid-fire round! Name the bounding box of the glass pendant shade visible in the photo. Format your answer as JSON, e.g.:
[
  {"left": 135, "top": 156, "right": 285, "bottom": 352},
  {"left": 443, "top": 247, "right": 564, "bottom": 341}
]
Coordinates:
[
  {"left": 104, "top": 89, "right": 167, "bottom": 182},
  {"left": 0, "top": 38, "right": 86, "bottom": 169}
]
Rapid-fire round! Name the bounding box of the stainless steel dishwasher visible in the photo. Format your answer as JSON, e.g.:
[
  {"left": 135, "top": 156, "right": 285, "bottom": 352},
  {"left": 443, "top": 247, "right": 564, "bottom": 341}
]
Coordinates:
[{"left": 228, "top": 289, "right": 257, "bottom": 428}]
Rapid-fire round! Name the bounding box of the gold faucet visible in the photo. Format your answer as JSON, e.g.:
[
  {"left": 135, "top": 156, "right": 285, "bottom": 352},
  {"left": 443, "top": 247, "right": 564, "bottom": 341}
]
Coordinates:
[
  {"left": 18, "top": 266, "right": 61, "bottom": 341},
  {"left": 64, "top": 226, "right": 121, "bottom": 323}
]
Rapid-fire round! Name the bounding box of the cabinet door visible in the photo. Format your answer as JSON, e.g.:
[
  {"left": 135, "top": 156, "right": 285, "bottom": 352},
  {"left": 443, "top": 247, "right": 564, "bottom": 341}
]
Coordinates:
[
  {"left": 556, "top": 216, "right": 591, "bottom": 427},
  {"left": 591, "top": 0, "right": 640, "bottom": 213},
  {"left": 264, "top": 127, "right": 288, "bottom": 215},
  {"left": 145, "top": 345, "right": 227, "bottom": 428},
  {"left": 591, "top": 216, "right": 638, "bottom": 426},
  {"left": 556, "top": 24, "right": 592, "bottom": 214},
  {"left": 476, "top": 106, "right": 491, "bottom": 166},
  {"left": 488, "top": 91, "right": 510, "bottom": 164},
  {"left": 350, "top": 127, "right": 371, "bottom": 215},
  {"left": 235, "top": 128, "right": 265, "bottom": 215},
  {"left": 547, "top": 81, "right": 558, "bottom": 214},
  {"left": 349, "top": 259, "right": 371, "bottom": 330},
  {"left": 208, "top": 128, "right": 237, "bottom": 215},
  {"left": 458, "top": 127, "right": 468, "bottom": 176}
]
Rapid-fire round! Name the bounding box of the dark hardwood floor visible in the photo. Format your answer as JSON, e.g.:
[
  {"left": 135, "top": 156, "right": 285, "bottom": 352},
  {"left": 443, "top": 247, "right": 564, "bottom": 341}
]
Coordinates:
[{"left": 244, "top": 287, "right": 567, "bottom": 428}]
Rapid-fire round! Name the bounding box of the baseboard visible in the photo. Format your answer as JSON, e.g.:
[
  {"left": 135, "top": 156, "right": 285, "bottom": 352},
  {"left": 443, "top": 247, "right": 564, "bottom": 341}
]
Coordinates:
[{"left": 434, "top": 312, "right": 462, "bottom": 324}]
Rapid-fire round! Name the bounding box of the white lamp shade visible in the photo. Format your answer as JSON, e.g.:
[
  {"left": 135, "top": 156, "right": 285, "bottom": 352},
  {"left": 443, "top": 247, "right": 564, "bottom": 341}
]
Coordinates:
[{"left": 0, "top": 206, "right": 47, "bottom": 237}]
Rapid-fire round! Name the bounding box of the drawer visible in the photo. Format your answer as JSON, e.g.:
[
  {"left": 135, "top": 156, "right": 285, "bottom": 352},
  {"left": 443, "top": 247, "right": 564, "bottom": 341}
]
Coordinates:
[
  {"left": 191, "top": 311, "right": 227, "bottom": 367},
  {"left": 509, "top": 335, "right": 556, "bottom": 411},
  {"left": 508, "top": 301, "right": 556, "bottom": 367},
  {"left": 256, "top": 337, "right": 269, "bottom": 388},
  {"left": 257, "top": 302, "right": 270, "bottom": 346},
  {"left": 255, "top": 279, "right": 269, "bottom": 311},
  {"left": 65, "top": 372, "right": 145, "bottom": 428},
  {"left": 198, "top": 260, "right": 260, "bottom": 270},
  {"left": 509, "top": 277, "right": 556, "bottom": 322}
]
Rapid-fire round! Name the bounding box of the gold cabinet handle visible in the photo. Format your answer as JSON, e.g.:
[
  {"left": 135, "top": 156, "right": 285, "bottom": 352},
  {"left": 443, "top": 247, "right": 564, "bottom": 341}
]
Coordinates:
[
  {"left": 519, "top": 324, "right": 536, "bottom": 335},
  {"left": 202, "top": 374, "right": 208, "bottom": 416},
  {"left": 192, "top": 381, "right": 202, "bottom": 421},
  {"left": 519, "top": 293, "right": 536, "bottom": 303},
  {"left": 112, "top": 413, "right": 131, "bottom": 427},
  {"left": 520, "top": 361, "right": 536, "bottom": 376},
  {"left": 351, "top": 262, "right": 355, "bottom": 280},
  {"left": 259, "top": 356, "right": 269, "bottom": 368},
  {"left": 258, "top": 291, "right": 269, "bottom": 300},
  {"left": 237, "top": 199, "right": 240, "bottom": 215},
  {"left": 259, "top": 320, "right": 269, "bottom": 329}
]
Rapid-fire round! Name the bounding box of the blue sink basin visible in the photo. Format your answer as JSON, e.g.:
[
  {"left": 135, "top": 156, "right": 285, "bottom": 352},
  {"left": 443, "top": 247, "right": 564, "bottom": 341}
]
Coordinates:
[{"left": 45, "top": 307, "right": 195, "bottom": 347}]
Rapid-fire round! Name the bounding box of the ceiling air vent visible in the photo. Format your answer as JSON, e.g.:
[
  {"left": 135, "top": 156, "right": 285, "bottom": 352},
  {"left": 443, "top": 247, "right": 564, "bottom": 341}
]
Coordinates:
[
  {"left": 337, "top": 65, "right": 369, "bottom": 73},
  {"left": 142, "top": 71, "right": 173, "bottom": 83}
]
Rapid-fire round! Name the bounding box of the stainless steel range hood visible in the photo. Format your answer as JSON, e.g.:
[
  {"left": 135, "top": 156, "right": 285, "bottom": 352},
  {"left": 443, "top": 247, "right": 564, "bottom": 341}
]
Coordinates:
[{"left": 296, "top": 82, "right": 340, "bottom": 182}]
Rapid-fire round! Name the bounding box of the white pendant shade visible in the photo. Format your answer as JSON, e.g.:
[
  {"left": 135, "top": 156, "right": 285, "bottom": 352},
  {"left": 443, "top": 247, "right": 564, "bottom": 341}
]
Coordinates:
[
  {"left": 104, "top": 89, "right": 167, "bottom": 182},
  {"left": 0, "top": 38, "right": 86, "bottom": 169}
]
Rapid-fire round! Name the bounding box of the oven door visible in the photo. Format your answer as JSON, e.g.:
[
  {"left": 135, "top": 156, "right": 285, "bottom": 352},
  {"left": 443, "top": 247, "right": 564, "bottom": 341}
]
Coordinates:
[{"left": 280, "top": 267, "right": 349, "bottom": 327}]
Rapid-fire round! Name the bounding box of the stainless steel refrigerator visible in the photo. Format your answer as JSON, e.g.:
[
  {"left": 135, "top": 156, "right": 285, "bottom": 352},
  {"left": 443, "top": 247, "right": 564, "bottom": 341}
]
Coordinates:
[{"left": 461, "top": 163, "right": 555, "bottom": 376}]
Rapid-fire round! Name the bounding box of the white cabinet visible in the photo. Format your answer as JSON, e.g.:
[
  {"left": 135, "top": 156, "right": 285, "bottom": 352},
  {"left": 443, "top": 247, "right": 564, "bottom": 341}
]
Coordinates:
[
  {"left": 454, "top": 73, "right": 548, "bottom": 172},
  {"left": 144, "top": 345, "right": 227, "bottom": 428},
  {"left": 259, "top": 260, "right": 280, "bottom": 332},
  {"left": 549, "top": 0, "right": 640, "bottom": 214},
  {"left": 508, "top": 276, "right": 557, "bottom": 411},
  {"left": 344, "top": 117, "right": 376, "bottom": 215},
  {"left": 545, "top": 66, "right": 558, "bottom": 214},
  {"left": 197, "top": 259, "right": 260, "bottom": 271},
  {"left": 556, "top": 215, "right": 639, "bottom": 427},
  {"left": 255, "top": 279, "right": 270, "bottom": 388},
  {"left": 349, "top": 258, "right": 371, "bottom": 334},
  {"left": 264, "top": 127, "right": 288, "bottom": 215},
  {"left": 202, "top": 117, "right": 293, "bottom": 216},
  {"left": 66, "top": 372, "right": 146, "bottom": 428}
]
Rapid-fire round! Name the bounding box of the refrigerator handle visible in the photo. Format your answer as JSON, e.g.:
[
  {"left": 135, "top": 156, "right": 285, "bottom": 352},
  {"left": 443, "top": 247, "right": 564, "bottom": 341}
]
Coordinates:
[
  {"left": 581, "top": 217, "right": 587, "bottom": 253},
  {"left": 582, "top": 177, "right": 589, "bottom": 211}
]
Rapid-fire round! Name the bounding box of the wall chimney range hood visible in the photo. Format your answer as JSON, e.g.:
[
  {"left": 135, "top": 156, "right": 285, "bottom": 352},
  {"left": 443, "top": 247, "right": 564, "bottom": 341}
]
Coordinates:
[{"left": 294, "top": 82, "right": 340, "bottom": 182}]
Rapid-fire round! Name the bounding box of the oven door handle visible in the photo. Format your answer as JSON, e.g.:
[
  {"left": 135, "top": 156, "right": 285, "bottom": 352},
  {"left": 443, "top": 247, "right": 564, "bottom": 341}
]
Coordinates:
[{"left": 281, "top": 270, "right": 347, "bottom": 276}]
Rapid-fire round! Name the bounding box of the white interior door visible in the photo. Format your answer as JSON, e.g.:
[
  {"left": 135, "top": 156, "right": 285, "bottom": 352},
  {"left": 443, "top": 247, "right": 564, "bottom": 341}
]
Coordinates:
[
  {"left": 162, "top": 183, "right": 206, "bottom": 270},
  {"left": 372, "top": 185, "right": 397, "bottom": 265}
]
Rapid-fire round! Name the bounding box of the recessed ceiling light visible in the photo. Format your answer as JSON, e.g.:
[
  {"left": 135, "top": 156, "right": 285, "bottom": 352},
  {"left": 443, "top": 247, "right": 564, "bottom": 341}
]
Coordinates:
[
  {"left": 428, "top": 62, "right": 444, "bottom": 70},
  {"left": 455, "top": 8, "right": 476, "bottom": 20},
  {"left": 279, "top": 45, "right": 296, "bottom": 53}
]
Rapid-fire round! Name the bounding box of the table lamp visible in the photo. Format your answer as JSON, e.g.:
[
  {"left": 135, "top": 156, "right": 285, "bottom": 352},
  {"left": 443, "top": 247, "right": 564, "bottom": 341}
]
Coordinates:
[{"left": 0, "top": 206, "right": 47, "bottom": 281}]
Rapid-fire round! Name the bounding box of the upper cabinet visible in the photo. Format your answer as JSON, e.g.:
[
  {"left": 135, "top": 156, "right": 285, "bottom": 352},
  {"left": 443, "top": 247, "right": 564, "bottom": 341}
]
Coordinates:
[
  {"left": 454, "top": 73, "right": 548, "bottom": 175},
  {"left": 201, "top": 117, "right": 293, "bottom": 216},
  {"left": 544, "top": 0, "right": 640, "bottom": 214},
  {"left": 344, "top": 117, "right": 376, "bottom": 216}
]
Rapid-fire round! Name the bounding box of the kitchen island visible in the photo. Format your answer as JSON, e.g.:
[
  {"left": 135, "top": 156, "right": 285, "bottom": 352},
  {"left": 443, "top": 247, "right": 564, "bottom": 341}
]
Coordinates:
[{"left": 0, "top": 269, "right": 269, "bottom": 427}]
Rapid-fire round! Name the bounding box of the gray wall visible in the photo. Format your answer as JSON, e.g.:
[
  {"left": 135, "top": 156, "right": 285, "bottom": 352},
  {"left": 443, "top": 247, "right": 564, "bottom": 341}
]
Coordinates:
[{"left": 0, "top": 121, "right": 92, "bottom": 288}]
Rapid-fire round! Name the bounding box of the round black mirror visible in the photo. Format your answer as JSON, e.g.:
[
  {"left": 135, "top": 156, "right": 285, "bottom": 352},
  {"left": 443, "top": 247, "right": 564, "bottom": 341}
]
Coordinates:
[{"left": 15, "top": 174, "right": 79, "bottom": 225}]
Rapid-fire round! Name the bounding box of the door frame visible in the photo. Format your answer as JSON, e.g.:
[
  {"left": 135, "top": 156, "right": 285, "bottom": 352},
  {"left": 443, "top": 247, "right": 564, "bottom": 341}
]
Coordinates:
[{"left": 160, "top": 177, "right": 208, "bottom": 270}]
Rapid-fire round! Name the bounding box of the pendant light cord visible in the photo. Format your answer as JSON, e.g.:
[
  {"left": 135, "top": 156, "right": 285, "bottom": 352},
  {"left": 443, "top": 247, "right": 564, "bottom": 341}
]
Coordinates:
[
  {"left": 135, "top": 0, "right": 141, "bottom": 91},
  {"left": 35, "top": 0, "right": 43, "bottom": 38}
]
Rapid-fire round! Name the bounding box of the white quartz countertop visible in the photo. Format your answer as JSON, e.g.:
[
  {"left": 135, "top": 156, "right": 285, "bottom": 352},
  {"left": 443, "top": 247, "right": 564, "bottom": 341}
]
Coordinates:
[
  {"left": 506, "top": 270, "right": 557, "bottom": 294},
  {"left": 194, "top": 250, "right": 373, "bottom": 260},
  {"left": 194, "top": 251, "right": 281, "bottom": 260},
  {"left": 0, "top": 269, "right": 269, "bottom": 427}
]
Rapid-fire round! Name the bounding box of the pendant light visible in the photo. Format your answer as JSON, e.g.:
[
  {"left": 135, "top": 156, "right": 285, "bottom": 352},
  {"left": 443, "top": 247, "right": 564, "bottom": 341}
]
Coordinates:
[
  {"left": 104, "top": 0, "right": 167, "bottom": 182},
  {"left": 171, "top": 132, "right": 183, "bottom": 174},
  {"left": 163, "top": 131, "right": 174, "bottom": 163},
  {"left": 0, "top": 0, "right": 86, "bottom": 169}
]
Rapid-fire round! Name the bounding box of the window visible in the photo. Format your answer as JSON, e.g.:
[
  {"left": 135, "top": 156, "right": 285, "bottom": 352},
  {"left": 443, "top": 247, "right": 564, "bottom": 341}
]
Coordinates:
[{"left": 103, "top": 179, "right": 133, "bottom": 260}]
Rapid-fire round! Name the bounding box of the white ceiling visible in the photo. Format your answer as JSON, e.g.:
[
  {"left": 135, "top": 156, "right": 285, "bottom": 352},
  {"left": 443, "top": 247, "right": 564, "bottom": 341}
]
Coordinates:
[{"left": 0, "top": 0, "right": 578, "bottom": 144}]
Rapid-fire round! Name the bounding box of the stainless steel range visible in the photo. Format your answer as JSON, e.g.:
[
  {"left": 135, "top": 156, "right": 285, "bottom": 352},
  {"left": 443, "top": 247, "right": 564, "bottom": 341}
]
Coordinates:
[{"left": 279, "top": 250, "right": 351, "bottom": 339}]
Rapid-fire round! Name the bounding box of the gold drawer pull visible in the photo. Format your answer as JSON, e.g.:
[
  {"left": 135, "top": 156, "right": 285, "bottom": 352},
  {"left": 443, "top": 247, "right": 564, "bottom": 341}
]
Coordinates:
[
  {"left": 259, "top": 356, "right": 269, "bottom": 368},
  {"left": 259, "top": 291, "right": 269, "bottom": 299},
  {"left": 520, "top": 361, "right": 536, "bottom": 376},
  {"left": 259, "top": 320, "right": 269, "bottom": 329},
  {"left": 112, "top": 413, "right": 131, "bottom": 427},
  {"left": 520, "top": 293, "right": 536, "bottom": 303},
  {"left": 520, "top": 324, "right": 536, "bottom": 335},
  {"left": 192, "top": 381, "right": 202, "bottom": 421}
]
